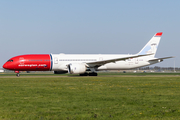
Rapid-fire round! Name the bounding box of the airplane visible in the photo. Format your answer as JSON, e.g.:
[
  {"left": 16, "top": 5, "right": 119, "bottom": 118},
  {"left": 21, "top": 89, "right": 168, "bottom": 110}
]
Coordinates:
[{"left": 3, "top": 32, "right": 173, "bottom": 76}]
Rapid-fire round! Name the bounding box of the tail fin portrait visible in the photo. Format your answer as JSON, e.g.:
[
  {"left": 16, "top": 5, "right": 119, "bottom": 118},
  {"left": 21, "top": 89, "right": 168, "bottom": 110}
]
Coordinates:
[{"left": 138, "top": 32, "right": 162, "bottom": 57}]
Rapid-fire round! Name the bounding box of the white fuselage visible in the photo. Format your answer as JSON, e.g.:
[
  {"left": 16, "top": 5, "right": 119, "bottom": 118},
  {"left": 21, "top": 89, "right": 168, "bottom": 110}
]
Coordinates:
[{"left": 51, "top": 54, "right": 158, "bottom": 71}]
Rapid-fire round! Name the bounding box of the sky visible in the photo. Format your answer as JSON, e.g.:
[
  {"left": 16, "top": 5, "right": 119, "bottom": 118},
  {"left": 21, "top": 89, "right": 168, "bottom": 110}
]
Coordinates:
[{"left": 0, "top": 0, "right": 179, "bottom": 68}]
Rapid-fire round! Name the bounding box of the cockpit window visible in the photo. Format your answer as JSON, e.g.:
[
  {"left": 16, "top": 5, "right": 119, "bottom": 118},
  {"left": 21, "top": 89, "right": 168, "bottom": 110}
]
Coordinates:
[{"left": 7, "top": 59, "right": 13, "bottom": 62}]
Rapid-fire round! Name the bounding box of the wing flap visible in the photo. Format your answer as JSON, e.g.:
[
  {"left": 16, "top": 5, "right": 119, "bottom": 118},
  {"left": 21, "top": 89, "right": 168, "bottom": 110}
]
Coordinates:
[{"left": 87, "top": 54, "right": 153, "bottom": 67}]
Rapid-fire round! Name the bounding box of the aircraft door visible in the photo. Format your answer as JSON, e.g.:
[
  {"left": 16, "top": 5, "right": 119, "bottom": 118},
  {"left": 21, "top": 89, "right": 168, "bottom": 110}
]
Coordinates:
[
  {"left": 54, "top": 57, "right": 58, "bottom": 64},
  {"left": 19, "top": 57, "right": 25, "bottom": 65},
  {"left": 135, "top": 58, "right": 139, "bottom": 64}
]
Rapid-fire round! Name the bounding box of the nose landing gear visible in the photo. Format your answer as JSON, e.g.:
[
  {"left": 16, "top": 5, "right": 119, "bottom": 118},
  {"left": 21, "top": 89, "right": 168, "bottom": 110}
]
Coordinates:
[
  {"left": 16, "top": 73, "right": 20, "bottom": 77},
  {"left": 15, "top": 71, "right": 20, "bottom": 77}
]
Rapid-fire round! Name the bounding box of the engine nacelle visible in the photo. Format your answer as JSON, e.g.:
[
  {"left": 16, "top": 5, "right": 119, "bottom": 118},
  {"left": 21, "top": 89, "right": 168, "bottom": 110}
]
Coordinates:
[{"left": 68, "top": 63, "right": 86, "bottom": 74}]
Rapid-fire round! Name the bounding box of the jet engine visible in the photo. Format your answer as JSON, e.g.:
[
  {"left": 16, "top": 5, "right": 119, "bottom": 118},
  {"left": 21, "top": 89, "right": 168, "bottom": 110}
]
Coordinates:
[{"left": 67, "top": 63, "right": 86, "bottom": 74}]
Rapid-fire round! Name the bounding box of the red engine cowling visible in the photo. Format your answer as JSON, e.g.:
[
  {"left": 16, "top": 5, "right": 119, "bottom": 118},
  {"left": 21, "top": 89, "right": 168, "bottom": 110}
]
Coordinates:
[{"left": 67, "top": 63, "right": 86, "bottom": 74}]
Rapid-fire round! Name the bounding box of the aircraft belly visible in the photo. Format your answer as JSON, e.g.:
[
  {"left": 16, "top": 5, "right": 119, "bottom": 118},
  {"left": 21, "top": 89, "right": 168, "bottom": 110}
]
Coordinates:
[{"left": 105, "top": 62, "right": 131, "bottom": 70}]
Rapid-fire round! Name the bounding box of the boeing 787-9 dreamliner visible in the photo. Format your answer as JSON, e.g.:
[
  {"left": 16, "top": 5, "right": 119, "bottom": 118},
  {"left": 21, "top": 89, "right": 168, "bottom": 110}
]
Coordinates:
[{"left": 3, "top": 32, "right": 173, "bottom": 76}]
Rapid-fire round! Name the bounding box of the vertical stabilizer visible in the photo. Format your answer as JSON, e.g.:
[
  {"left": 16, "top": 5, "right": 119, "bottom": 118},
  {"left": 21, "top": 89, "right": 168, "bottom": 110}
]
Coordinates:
[{"left": 138, "top": 32, "right": 162, "bottom": 57}]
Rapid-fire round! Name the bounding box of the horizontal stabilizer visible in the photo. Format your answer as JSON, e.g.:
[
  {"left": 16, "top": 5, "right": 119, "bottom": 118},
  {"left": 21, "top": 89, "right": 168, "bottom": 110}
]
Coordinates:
[{"left": 148, "top": 56, "right": 174, "bottom": 62}]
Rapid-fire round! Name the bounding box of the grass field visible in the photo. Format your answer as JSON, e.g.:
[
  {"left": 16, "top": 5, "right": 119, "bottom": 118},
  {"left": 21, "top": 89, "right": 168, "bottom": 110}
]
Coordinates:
[{"left": 0, "top": 73, "right": 180, "bottom": 119}]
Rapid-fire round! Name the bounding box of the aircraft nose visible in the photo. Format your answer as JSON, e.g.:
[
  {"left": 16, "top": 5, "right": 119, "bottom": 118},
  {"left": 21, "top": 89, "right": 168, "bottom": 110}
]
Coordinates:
[{"left": 3, "top": 63, "right": 8, "bottom": 69}]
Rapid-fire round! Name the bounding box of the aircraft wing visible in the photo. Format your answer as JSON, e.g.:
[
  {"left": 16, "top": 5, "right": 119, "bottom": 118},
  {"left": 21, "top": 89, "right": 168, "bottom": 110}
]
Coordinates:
[
  {"left": 148, "top": 56, "right": 174, "bottom": 62},
  {"left": 86, "top": 54, "right": 153, "bottom": 67}
]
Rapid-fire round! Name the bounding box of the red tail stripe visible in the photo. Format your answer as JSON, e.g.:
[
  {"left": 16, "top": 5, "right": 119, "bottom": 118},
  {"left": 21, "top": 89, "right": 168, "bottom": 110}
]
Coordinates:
[{"left": 155, "top": 32, "right": 163, "bottom": 36}]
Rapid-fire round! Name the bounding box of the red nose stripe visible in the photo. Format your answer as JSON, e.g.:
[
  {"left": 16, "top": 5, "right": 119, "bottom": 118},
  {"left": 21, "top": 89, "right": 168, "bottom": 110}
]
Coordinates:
[{"left": 3, "top": 54, "right": 51, "bottom": 71}]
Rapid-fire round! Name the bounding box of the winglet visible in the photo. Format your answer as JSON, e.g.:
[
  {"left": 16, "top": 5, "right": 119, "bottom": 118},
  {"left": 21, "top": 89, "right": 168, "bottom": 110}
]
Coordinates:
[{"left": 155, "top": 32, "right": 163, "bottom": 37}]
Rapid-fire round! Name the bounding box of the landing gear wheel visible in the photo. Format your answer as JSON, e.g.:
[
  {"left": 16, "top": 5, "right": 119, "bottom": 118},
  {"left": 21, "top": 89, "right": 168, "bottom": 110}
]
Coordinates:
[
  {"left": 80, "top": 72, "right": 89, "bottom": 76},
  {"left": 16, "top": 73, "right": 20, "bottom": 77},
  {"left": 89, "top": 72, "right": 98, "bottom": 76}
]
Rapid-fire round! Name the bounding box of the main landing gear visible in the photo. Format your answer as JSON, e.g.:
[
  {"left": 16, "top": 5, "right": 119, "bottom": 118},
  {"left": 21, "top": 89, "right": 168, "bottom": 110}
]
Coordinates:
[{"left": 80, "top": 72, "right": 98, "bottom": 76}]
